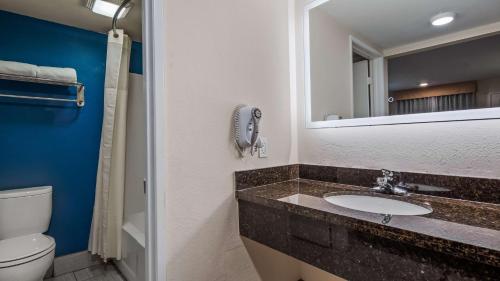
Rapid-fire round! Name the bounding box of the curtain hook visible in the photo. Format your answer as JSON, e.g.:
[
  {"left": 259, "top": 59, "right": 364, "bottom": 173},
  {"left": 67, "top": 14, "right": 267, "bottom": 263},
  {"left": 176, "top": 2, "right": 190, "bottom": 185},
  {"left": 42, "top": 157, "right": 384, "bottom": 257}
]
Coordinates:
[{"left": 112, "top": 0, "right": 131, "bottom": 38}]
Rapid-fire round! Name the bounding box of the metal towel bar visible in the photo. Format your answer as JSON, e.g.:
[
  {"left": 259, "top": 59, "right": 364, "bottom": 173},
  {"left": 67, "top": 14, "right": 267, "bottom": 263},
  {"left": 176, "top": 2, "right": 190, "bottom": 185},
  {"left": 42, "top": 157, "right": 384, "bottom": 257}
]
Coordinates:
[{"left": 0, "top": 73, "right": 85, "bottom": 107}]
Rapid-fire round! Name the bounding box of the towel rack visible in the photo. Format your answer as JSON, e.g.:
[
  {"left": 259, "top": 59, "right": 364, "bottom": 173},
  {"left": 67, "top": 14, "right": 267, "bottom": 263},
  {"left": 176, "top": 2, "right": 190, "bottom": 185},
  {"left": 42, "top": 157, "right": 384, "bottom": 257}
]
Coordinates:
[{"left": 0, "top": 73, "right": 85, "bottom": 107}]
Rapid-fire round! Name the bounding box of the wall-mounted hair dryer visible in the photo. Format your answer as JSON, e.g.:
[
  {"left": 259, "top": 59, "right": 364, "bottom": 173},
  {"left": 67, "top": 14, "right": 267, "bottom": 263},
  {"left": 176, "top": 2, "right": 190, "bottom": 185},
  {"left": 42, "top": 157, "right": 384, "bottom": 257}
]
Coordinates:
[{"left": 233, "top": 105, "right": 263, "bottom": 157}]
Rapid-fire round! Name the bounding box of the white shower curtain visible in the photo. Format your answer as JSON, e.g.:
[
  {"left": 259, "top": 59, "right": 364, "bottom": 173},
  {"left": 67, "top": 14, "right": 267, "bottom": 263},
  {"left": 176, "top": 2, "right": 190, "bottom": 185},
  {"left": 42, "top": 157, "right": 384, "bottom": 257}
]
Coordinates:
[{"left": 89, "top": 30, "right": 131, "bottom": 260}]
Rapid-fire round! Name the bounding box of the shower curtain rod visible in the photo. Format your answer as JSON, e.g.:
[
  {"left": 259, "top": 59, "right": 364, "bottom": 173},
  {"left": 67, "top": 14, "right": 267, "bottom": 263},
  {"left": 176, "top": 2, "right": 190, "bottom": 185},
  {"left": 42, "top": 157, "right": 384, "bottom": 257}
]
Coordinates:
[{"left": 112, "top": 0, "right": 132, "bottom": 38}]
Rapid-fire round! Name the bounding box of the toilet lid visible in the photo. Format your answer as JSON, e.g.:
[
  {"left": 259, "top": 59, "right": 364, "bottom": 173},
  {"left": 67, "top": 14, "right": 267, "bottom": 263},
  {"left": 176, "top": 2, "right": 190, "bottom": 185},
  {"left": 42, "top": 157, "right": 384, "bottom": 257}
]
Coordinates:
[{"left": 0, "top": 233, "right": 55, "bottom": 263}]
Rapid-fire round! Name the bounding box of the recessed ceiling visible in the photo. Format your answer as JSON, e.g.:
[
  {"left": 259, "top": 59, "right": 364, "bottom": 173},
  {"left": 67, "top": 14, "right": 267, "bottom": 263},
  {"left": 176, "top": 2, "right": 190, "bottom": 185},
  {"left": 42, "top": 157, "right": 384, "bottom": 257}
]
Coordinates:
[
  {"left": 388, "top": 34, "right": 500, "bottom": 91},
  {"left": 318, "top": 0, "right": 500, "bottom": 50},
  {"left": 0, "top": 0, "right": 142, "bottom": 41}
]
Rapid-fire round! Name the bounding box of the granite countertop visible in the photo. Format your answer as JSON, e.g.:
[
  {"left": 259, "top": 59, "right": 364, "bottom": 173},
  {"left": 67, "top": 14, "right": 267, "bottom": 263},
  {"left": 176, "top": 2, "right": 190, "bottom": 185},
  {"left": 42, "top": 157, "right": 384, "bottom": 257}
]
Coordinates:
[{"left": 236, "top": 178, "right": 500, "bottom": 267}]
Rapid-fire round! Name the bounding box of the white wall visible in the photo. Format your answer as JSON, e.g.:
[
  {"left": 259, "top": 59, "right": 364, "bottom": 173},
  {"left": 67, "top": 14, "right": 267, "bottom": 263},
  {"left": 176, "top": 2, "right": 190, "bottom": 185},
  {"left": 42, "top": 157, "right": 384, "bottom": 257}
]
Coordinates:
[
  {"left": 296, "top": 0, "right": 500, "bottom": 180},
  {"left": 124, "top": 73, "right": 146, "bottom": 220},
  {"left": 309, "top": 8, "right": 353, "bottom": 121},
  {"left": 308, "top": 6, "right": 383, "bottom": 121},
  {"left": 163, "top": 0, "right": 300, "bottom": 280},
  {"left": 477, "top": 77, "right": 500, "bottom": 108},
  {"left": 120, "top": 73, "right": 146, "bottom": 281},
  {"left": 158, "top": 1, "right": 500, "bottom": 281}
]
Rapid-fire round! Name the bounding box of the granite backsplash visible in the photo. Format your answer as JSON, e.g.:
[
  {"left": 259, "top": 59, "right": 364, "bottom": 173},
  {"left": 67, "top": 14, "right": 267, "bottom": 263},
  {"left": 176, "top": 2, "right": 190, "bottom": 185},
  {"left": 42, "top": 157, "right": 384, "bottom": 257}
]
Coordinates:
[{"left": 235, "top": 164, "right": 499, "bottom": 204}]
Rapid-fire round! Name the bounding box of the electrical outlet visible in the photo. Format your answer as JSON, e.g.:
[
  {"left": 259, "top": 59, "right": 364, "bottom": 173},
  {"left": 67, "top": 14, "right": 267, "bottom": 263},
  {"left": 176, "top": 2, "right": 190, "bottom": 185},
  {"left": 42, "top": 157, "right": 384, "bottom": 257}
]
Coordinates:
[{"left": 258, "top": 137, "right": 268, "bottom": 158}]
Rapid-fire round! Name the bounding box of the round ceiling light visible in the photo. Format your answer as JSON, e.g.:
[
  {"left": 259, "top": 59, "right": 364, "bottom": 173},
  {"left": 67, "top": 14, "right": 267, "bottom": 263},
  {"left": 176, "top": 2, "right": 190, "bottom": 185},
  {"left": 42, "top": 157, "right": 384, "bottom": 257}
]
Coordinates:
[
  {"left": 419, "top": 82, "right": 429, "bottom": 87},
  {"left": 431, "top": 12, "right": 456, "bottom": 26}
]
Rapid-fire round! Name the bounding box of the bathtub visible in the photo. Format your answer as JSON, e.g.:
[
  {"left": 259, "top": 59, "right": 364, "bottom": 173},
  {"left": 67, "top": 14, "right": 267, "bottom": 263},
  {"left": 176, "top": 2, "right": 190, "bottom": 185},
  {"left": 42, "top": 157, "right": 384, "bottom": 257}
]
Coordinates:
[
  {"left": 117, "top": 74, "right": 146, "bottom": 281},
  {"left": 116, "top": 211, "right": 145, "bottom": 281}
]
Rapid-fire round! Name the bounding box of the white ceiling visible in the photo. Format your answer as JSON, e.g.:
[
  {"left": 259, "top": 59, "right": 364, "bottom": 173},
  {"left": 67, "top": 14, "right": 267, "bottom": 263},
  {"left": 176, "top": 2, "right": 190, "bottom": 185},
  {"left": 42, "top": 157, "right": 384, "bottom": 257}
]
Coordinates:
[
  {"left": 319, "top": 0, "right": 500, "bottom": 49},
  {"left": 0, "top": 0, "right": 142, "bottom": 41},
  {"left": 388, "top": 34, "right": 500, "bottom": 91}
]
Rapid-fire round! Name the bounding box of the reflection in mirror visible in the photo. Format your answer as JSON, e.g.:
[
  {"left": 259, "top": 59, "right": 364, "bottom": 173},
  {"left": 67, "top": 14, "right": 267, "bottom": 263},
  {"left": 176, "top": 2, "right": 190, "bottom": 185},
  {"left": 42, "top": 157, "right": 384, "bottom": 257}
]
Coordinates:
[
  {"left": 306, "top": 0, "right": 500, "bottom": 125},
  {"left": 388, "top": 35, "right": 500, "bottom": 115}
]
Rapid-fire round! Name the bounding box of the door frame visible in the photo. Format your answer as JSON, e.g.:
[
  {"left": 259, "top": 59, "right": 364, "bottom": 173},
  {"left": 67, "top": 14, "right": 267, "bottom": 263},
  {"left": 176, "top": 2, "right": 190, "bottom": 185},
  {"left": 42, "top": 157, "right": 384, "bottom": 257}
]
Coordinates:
[
  {"left": 143, "top": 0, "right": 167, "bottom": 280},
  {"left": 352, "top": 59, "right": 371, "bottom": 118},
  {"left": 349, "top": 35, "right": 386, "bottom": 117}
]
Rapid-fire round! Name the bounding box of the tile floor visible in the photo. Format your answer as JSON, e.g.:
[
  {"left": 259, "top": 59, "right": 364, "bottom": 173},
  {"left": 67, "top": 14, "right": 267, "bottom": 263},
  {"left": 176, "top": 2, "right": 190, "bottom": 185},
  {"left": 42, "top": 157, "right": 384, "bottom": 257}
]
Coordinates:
[
  {"left": 52, "top": 251, "right": 104, "bottom": 277},
  {"left": 44, "top": 263, "right": 125, "bottom": 281}
]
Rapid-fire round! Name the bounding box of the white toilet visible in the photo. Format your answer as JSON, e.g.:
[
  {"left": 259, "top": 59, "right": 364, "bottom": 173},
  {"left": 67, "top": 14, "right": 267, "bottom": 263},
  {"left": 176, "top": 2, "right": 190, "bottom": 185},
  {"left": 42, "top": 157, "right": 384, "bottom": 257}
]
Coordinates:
[{"left": 0, "top": 186, "right": 56, "bottom": 281}]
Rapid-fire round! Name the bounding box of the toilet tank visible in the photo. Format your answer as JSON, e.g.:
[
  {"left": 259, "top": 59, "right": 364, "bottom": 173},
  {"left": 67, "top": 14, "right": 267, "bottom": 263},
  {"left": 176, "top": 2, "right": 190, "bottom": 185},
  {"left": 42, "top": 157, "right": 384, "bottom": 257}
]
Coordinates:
[{"left": 0, "top": 186, "right": 52, "bottom": 240}]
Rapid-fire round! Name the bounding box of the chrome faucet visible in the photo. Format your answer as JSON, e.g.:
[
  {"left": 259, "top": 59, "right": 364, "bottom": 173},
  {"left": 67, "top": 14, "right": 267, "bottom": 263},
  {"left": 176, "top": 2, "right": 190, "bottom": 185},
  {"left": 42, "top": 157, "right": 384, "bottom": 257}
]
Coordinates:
[{"left": 372, "top": 169, "right": 409, "bottom": 196}]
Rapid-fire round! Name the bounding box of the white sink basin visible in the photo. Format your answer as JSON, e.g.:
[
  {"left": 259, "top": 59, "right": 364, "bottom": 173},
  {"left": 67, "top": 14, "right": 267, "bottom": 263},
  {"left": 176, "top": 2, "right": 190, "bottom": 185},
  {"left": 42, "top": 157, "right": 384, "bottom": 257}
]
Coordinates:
[{"left": 324, "top": 195, "right": 432, "bottom": 216}]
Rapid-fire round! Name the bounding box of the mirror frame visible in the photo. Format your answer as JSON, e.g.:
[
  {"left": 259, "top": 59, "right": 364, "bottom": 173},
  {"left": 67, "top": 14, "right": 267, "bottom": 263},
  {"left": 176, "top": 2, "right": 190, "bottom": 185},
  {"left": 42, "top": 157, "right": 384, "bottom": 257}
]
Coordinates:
[{"left": 304, "top": 0, "right": 500, "bottom": 128}]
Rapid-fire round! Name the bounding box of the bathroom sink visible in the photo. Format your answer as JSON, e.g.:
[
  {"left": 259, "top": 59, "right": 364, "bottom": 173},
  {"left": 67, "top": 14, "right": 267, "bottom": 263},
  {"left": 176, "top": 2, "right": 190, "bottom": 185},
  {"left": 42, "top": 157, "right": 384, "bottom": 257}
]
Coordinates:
[{"left": 324, "top": 194, "right": 432, "bottom": 216}]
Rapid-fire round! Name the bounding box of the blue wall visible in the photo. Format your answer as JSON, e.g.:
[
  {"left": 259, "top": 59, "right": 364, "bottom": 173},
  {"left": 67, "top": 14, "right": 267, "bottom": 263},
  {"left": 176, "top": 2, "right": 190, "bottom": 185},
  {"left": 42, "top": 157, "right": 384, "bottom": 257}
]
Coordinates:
[{"left": 0, "top": 10, "right": 142, "bottom": 256}]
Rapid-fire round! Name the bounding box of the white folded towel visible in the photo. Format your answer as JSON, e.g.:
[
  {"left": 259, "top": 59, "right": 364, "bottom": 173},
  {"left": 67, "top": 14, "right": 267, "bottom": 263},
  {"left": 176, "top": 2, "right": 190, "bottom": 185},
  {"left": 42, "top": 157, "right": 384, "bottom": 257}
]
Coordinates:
[
  {"left": 0, "top": 60, "right": 37, "bottom": 78},
  {"left": 37, "top": 66, "right": 77, "bottom": 83}
]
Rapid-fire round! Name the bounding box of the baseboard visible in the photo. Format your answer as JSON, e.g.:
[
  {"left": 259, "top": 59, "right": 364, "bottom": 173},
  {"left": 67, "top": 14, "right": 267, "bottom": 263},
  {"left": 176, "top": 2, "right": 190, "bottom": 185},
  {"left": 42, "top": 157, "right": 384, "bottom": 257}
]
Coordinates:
[{"left": 114, "top": 259, "right": 136, "bottom": 281}]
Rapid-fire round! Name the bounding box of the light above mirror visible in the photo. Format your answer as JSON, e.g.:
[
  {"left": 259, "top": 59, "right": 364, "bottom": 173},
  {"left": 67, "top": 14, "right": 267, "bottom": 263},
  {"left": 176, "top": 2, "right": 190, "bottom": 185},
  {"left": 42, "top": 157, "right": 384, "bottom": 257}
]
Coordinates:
[{"left": 303, "top": 0, "right": 500, "bottom": 128}]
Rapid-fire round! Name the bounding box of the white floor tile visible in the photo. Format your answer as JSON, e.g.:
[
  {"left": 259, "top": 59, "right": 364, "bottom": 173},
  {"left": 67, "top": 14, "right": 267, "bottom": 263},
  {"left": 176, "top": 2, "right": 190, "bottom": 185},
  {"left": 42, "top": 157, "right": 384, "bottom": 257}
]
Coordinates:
[
  {"left": 74, "top": 264, "right": 124, "bottom": 281},
  {"left": 54, "top": 251, "right": 104, "bottom": 276},
  {"left": 44, "top": 272, "right": 77, "bottom": 281}
]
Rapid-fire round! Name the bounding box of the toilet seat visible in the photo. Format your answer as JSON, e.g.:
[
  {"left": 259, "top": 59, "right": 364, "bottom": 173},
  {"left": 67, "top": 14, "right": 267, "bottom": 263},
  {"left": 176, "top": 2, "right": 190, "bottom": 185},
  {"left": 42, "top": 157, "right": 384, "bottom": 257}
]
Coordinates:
[{"left": 0, "top": 233, "right": 55, "bottom": 268}]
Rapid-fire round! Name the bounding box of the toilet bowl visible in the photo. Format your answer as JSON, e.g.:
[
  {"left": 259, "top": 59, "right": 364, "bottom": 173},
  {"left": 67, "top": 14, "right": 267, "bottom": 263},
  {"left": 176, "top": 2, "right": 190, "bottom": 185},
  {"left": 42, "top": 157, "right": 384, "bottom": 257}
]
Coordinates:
[
  {"left": 0, "top": 234, "right": 56, "bottom": 281},
  {"left": 0, "top": 186, "right": 55, "bottom": 281}
]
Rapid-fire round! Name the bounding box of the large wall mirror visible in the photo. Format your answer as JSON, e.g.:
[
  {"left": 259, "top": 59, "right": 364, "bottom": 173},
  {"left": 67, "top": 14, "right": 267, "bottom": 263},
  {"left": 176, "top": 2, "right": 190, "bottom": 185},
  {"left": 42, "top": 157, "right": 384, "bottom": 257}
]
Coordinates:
[{"left": 304, "top": 0, "right": 500, "bottom": 128}]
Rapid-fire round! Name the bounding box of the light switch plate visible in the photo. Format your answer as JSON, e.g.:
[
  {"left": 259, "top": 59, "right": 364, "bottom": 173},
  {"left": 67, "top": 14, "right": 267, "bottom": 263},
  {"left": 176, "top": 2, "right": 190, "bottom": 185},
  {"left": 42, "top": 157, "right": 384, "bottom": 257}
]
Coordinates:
[{"left": 258, "top": 137, "right": 268, "bottom": 158}]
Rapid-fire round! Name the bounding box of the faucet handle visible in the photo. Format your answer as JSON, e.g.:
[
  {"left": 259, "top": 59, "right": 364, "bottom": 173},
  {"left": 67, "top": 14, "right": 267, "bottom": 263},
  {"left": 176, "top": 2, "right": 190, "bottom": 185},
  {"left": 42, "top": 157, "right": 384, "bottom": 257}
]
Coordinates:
[
  {"left": 380, "top": 169, "right": 394, "bottom": 181},
  {"left": 374, "top": 169, "right": 408, "bottom": 196},
  {"left": 376, "top": 176, "right": 388, "bottom": 186},
  {"left": 381, "top": 169, "right": 392, "bottom": 176}
]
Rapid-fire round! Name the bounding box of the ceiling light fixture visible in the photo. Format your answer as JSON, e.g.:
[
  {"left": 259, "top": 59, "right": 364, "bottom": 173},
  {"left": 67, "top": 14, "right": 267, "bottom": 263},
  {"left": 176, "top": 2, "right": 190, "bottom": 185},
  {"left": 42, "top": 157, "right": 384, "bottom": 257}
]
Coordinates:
[
  {"left": 86, "top": 0, "right": 133, "bottom": 19},
  {"left": 419, "top": 82, "right": 429, "bottom": 87},
  {"left": 431, "top": 12, "right": 456, "bottom": 26}
]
